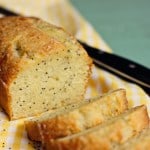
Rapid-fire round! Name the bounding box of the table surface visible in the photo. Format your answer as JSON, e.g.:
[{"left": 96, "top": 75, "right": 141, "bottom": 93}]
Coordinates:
[{"left": 71, "top": 0, "right": 150, "bottom": 68}]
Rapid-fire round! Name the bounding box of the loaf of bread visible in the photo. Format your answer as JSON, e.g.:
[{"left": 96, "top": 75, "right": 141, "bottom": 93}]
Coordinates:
[
  {"left": 115, "top": 128, "right": 150, "bottom": 150},
  {"left": 44, "top": 105, "right": 149, "bottom": 150},
  {"left": 0, "top": 17, "right": 92, "bottom": 120},
  {"left": 25, "top": 89, "right": 128, "bottom": 141}
]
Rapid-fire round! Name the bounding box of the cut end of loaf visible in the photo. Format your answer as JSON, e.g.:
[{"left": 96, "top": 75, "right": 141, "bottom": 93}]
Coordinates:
[{"left": 9, "top": 46, "right": 90, "bottom": 120}]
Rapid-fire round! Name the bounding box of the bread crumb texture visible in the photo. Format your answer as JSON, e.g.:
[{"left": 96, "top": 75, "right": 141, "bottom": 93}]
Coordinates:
[
  {"left": 25, "top": 89, "right": 128, "bottom": 141},
  {"left": 0, "top": 17, "right": 92, "bottom": 120},
  {"left": 44, "top": 105, "right": 149, "bottom": 150}
]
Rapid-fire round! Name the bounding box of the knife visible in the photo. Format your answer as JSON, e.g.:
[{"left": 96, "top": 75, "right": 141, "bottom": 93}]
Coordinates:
[
  {"left": 80, "top": 41, "right": 150, "bottom": 94},
  {"left": 0, "top": 6, "right": 150, "bottom": 95}
]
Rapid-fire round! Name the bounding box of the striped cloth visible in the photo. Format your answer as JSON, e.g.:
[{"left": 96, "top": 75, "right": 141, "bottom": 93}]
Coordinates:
[{"left": 0, "top": 0, "right": 149, "bottom": 149}]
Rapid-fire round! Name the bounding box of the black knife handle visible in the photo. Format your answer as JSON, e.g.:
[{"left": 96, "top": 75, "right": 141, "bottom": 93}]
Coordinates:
[
  {"left": 0, "top": 7, "right": 18, "bottom": 16},
  {"left": 80, "top": 41, "right": 150, "bottom": 95}
]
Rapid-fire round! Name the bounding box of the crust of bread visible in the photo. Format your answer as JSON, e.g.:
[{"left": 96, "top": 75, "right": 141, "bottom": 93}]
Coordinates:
[
  {"left": 0, "top": 17, "right": 65, "bottom": 84},
  {"left": 0, "top": 17, "right": 92, "bottom": 120},
  {"left": 25, "top": 89, "right": 128, "bottom": 141},
  {"left": 44, "top": 105, "right": 149, "bottom": 150}
]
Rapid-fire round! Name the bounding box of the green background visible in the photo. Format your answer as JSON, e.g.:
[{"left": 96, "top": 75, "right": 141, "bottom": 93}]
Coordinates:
[{"left": 71, "top": 0, "right": 150, "bottom": 68}]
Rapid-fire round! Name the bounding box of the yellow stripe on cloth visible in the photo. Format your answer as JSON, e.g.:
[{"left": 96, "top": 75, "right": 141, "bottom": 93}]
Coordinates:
[
  {"left": 0, "top": 120, "right": 39, "bottom": 150},
  {"left": 0, "top": 0, "right": 149, "bottom": 150}
]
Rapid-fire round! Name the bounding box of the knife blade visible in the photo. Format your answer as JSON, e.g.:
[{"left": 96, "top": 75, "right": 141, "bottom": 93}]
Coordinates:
[
  {"left": 80, "top": 41, "right": 150, "bottom": 94},
  {"left": 0, "top": 6, "right": 150, "bottom": 95}
]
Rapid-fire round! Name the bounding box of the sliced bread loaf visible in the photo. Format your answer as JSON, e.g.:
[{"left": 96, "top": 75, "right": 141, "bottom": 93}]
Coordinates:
[
  {"left": 115, "top": 128, "right": 150, "bottom": 150},
  {"left": 0, "top": 17, "right": 92, "bottom": 120},
  {"left": 25, "top": 89, "right": 128, "bottom": 141},
  {"left": 44, "top": 105, "right": 149, "bottom": 150}
]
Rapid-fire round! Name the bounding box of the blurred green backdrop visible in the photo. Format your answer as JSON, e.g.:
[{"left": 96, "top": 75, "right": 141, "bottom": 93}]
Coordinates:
[{"left": 71, "top": 0, "right": 150, "bottom": 68}]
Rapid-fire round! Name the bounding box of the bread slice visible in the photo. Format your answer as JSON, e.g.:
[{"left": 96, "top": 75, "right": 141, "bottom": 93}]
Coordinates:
[
  {"left": 0, "top": 17, "right": 92, "bottom": 120},
  {"left": 44, "top": 105, "right": 149, "bottom": 150},
  {"left": 25, "top": 89, "right": 128, "bottom": 141},
  {"left": 116, "top": 128, "right": 150, "bottom": 150}
]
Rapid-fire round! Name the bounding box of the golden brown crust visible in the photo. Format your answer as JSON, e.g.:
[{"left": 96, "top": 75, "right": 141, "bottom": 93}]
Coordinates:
[
  {"left": 25, "top": 120, "right": 41, "bottom": 141},
  {"left": 26, "top": 89, "right": 128, "bottom": 141},
  {"left": 44, "top": 105, "right": 149, "bottom": 150},
  {"left": 0, "top": 17, "right": 67, "bottom": 84},
  {"left": 0, "top": 79, "right": 12, "bottom": 118}
]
